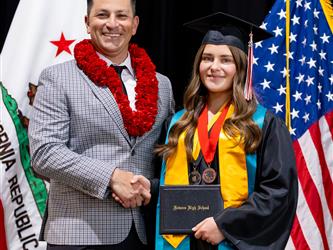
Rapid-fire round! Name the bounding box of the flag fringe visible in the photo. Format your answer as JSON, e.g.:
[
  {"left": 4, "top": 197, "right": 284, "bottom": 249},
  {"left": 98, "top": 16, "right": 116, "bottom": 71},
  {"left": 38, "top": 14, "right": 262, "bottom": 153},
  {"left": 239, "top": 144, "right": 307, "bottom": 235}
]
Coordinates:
[{"left": 320, "top": 0, "right": 333, "bottom": 33}]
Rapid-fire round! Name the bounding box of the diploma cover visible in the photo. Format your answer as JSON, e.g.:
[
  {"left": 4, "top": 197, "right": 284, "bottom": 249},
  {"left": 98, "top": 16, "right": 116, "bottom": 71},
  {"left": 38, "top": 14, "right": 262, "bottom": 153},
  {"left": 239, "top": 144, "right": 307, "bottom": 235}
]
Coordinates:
[{"left": 159, "top": 185, "right": 223, "bottom": 234}]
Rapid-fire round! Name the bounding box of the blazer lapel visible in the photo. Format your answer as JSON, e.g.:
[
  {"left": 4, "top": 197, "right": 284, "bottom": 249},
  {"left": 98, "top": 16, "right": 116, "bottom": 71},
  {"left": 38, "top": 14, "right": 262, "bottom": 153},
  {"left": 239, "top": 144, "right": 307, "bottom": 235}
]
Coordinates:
[{"left": 77, "top": 69, "right": 131, "bottom": 144}]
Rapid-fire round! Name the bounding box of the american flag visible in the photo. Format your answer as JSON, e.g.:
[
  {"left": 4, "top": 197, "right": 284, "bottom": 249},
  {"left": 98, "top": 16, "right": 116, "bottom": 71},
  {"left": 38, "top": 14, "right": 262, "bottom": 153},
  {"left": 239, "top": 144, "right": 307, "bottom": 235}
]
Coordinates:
[{"left": 252, "top": 0, "right": 333, "bottom": 249}]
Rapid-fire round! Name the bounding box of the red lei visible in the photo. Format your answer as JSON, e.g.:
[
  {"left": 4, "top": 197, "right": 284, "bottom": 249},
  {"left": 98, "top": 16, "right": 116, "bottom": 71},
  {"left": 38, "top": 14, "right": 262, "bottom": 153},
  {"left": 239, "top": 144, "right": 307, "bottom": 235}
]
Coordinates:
[{"left": 74, "top": 39, "right": 158, "bottom": 137}]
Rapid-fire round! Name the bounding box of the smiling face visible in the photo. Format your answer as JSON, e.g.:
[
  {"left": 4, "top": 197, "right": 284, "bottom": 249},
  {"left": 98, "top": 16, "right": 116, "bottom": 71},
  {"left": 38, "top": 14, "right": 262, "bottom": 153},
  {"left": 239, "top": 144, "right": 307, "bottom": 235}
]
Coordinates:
[
  {"left": 199, "top": 44, "right": 236, "bottom": 99},
  {"left": 85, "top": 0, "right": 139, "bottom": 64}
]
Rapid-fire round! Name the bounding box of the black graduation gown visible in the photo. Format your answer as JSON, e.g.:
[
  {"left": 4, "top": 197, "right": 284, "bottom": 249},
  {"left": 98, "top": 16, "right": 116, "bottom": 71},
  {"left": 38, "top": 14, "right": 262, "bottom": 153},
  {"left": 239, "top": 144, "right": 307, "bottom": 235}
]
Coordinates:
[{"left": 212, "top": 111, "right": 298, "bottom": 249}]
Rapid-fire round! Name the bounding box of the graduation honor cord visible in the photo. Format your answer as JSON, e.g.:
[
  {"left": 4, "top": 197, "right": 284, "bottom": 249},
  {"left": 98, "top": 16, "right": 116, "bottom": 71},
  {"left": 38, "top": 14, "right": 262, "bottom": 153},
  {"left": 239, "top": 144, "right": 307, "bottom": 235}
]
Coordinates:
[{"left": 197, "top": 101, "right": 231, "bottom": 184}]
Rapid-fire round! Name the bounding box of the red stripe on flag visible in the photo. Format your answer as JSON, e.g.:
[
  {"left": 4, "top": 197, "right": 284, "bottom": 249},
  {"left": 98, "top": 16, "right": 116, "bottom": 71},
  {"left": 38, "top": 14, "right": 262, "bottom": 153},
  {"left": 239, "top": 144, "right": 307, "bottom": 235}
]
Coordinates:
[
  {"left": 308, "top": 119, "right": 333, "bottom": 219},
  {"left": 0, "top": 200, "right": 8, "bottom": 250},
  {"left": 324, "top": 110, "right": 333, "bottom": 140},
  {"left": 293, "top": 140, "right": 329, "bottom": 250},
  {"left": 290, "top": 215, "right": 310, "bottom": 250}
]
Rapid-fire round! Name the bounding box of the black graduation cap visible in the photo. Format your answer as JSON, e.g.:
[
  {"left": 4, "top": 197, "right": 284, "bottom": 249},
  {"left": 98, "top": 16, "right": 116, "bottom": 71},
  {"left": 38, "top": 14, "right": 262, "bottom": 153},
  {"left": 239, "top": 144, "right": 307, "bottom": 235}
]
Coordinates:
[{"left": 183, "top": 12, "right": 273, "bottom": 53}]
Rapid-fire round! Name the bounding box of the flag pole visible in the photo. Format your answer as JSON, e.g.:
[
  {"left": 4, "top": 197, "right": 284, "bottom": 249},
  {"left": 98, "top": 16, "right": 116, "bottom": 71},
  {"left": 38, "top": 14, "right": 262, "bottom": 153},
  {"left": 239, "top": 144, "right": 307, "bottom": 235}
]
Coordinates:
[{"left": 285, "top": 0, "right": 291, "bottom": 130}]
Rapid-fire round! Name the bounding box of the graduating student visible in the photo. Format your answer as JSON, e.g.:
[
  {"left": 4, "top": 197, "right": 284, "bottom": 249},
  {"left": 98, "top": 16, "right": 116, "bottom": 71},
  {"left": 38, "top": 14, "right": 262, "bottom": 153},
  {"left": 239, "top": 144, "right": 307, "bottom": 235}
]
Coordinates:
[{"left": 154, "top": 12, "right": 298, "bottom": 250}]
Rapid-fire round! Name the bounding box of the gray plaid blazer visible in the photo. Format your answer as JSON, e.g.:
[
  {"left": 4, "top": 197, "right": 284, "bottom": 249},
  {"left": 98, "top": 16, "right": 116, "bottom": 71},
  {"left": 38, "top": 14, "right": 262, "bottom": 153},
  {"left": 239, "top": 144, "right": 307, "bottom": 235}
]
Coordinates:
[{"left": 28, "top": 59, "right": 174, "bottom": 245}]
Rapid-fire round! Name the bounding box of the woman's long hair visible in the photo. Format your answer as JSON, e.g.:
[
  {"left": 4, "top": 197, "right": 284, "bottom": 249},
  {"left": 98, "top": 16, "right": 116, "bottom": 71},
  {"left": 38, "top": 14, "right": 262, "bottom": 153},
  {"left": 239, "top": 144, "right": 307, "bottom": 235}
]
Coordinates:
[{"left": 156, "top": 44, "right": 262, "bottom": 162}]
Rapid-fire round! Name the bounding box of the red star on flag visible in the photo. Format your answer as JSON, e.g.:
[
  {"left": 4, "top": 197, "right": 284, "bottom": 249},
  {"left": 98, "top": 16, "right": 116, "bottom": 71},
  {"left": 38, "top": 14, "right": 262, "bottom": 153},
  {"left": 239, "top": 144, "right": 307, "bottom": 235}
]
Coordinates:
[{"left": 50, "top": 32, "right": 75, "bottom": 56}]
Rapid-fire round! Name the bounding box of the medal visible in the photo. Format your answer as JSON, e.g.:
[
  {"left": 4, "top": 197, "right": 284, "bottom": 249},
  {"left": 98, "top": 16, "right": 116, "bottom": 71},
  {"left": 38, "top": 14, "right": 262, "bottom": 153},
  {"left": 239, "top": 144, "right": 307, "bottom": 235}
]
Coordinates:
[
  {"left": 197, "top": 101, "right": 231, "bottom": 183},
  {"left": 189, "top": 170, "right": 201, "bottom": 185},
  {"left": 202, "top": 167, "right": 217, "bottom": 184}
]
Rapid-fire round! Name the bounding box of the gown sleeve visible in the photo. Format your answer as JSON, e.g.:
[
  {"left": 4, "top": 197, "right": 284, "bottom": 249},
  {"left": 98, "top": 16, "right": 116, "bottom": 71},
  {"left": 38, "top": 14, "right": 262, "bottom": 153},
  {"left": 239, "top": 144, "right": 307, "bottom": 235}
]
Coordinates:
[{"left": 214, "top": 111, "right": 298, "bottom": 250}]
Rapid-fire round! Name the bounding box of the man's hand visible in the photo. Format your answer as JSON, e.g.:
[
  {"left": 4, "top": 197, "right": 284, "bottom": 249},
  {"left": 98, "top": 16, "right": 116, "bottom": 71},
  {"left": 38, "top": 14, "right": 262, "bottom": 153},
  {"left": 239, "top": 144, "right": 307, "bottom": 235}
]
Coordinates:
[
  {"left": 109, "top": 169, "right": 143, "bottom": 208},
  {"left": 192, "top": 217, "right": 225, "bottom": 245}
]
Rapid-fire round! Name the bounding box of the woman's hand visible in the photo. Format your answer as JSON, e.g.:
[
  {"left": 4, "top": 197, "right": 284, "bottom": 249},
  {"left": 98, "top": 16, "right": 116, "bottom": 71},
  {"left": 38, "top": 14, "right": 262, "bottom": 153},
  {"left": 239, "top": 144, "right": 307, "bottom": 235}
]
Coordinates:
[
  {"left": 131, "top": 175, "right": 151, "bottom": 205},
  {"left": 192, "top": 217, "right": 225, "bottom": 245},
  {"left": 112, "top": 174, "right": 151, "bottom": 207}
]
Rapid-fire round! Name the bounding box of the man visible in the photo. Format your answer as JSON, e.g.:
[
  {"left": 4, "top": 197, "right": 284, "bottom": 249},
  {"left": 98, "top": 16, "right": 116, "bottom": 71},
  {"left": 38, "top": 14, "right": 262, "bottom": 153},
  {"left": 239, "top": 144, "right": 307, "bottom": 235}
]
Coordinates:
[{"left": 28, "top": 0, "right": 174, "bottom": 249}]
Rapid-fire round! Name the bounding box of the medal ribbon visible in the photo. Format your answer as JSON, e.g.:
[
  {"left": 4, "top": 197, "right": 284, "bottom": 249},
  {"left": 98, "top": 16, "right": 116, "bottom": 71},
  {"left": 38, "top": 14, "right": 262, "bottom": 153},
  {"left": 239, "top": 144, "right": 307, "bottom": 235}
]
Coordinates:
[{"left": 197, "top": 101, "right": 231, "bottom": 165}]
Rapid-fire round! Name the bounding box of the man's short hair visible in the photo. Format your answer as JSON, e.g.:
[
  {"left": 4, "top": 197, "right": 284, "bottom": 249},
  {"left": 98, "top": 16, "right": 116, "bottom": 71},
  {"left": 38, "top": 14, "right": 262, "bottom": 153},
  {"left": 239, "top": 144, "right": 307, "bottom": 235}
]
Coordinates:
[{"left": 87, "top": 0, "right": 136, "bottom": 16}]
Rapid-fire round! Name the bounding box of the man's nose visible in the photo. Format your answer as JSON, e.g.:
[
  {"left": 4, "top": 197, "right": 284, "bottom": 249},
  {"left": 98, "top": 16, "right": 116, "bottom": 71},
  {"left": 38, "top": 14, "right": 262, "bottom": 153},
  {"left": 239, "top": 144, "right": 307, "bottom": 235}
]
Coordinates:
[{"left": 106, "top": 15, "right": 118, "bottom": 28}]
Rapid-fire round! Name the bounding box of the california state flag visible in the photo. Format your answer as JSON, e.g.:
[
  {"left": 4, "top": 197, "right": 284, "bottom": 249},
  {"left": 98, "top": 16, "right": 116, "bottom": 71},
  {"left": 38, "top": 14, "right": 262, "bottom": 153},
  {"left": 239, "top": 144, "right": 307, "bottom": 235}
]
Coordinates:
[{"left": 0, "top": 0, "right": 88, "bottom": 249}]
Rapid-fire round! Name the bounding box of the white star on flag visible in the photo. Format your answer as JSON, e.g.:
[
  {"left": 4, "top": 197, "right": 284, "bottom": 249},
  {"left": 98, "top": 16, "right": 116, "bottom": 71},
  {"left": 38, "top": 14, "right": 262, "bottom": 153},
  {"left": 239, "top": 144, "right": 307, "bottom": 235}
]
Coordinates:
[
  {"left": 318, "top": 83, "right": 323, "bottom": 93},
  {"left": 273, "top": 102, "right": 284, "bottom": 113},
  {"left": 302, "top": 112, "right": 310, "bottom": 122},
  {"left": 293, "top": 91, "right": 303, "bottom": 102},
  {"left": 296, "top": 0, "right": 303, "bottom": 8},
  {"left": 269, "top": 44, "right": 279, "bottom": 54},
  {"left": 291, "top": 15, "right": 300, "bottom": 25},
  {"left": 328, "top": 74, "right": 333, "bottom": 85},
  {"left": 306, "top": 58, "right": 316, "bottom": 68},
  {"left": 320, "top": 33, "right": 330, "bottom": 43},
  {"left": 313, "top": 8, "right": 320, "bottom": 18},
  {"left": 295, "top": 73, "right": 305, "bottom": 83},
  {"left": 313, "top": 24, "right": 318, "bottom": 34},
  {"left": 277, "top": 9, "right": 286, "bottom": 19},
  {"left": 290, "top": 32, "right": 297, "bottom": 42},
  {"left": 304, "top": 1, "right": 311, "bottom": 11},
  {"left": 277, "top": 85, "right": 287, "bottom": 95},
  {"left": 299, "top": 55, "right": 306, "bottom": 65},
  {"left": 291, "top": 108, "right": 300, "bottom": 119},
  {"left": 305, "top": 76, "right": 315, "bottom": 86},
  {"left": 319, "top": 50, "right": 327, "bottom": 60},
  {"left": 264, "top": 61, "right": 275, "bottom": 72},
  {"left": 326, "top": 91, "right": 333, "bottom": 101},
  {"left": 260, "top": 79, "right": 271, "bottom": 89},
  {"left": 273, "top": 26, "right": 283, "bottom": 36},
  {"left": 304, "top": 94, "right": 312, "bottom": 104},
  {"left": 309, "top": 41, "right": 317, "bottom": 51}
]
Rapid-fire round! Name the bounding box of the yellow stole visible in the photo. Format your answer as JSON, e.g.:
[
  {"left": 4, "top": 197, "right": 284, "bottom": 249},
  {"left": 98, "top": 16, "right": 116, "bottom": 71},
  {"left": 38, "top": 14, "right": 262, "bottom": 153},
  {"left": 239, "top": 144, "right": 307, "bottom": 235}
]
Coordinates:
[{"left": 163, "top": 103, "right": 248, "bottom": 248}]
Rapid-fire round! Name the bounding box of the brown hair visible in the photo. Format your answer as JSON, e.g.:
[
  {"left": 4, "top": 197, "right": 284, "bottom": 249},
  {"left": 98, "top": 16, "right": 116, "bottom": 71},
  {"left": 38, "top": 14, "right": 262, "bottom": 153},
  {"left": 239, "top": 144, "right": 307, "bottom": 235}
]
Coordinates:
[
  {"left": 156, "top": 44, "right": 262, "bottom": 162},
  {"left": 87, "top": 0, "right": 137, "bottom": 16}
]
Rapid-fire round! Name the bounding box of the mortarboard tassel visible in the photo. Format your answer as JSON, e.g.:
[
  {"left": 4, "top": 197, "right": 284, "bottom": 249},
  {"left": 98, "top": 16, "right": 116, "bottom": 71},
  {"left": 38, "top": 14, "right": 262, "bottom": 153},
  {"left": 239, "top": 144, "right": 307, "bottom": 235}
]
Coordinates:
[{"left": 244, "top": 32, "right": 254, "bottom": 101}]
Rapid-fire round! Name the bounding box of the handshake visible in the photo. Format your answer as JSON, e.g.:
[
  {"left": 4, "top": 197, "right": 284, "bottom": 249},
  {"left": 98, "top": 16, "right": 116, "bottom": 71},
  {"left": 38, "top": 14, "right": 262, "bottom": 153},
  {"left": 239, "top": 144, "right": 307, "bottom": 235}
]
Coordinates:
[{"left": 109, "top": 168, "right": 151, "bottom": 208}]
